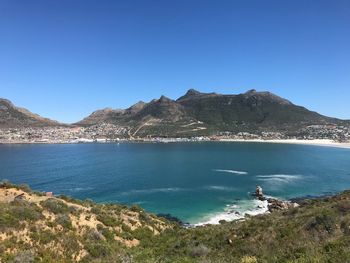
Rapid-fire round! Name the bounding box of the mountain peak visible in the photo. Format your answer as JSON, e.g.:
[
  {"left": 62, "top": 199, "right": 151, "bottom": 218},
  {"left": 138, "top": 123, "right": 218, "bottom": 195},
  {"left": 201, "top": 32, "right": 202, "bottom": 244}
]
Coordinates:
[
  {"left": 0, "top": 98, "right": 16, "bottom": 110},
  {"left": 177, "top": 89, "right": 205, "bottom": 101},
  {"left": 127, "top": 101, "right": 146, "bottom": 114},
  {"left": 242, "top": 90, "right": 292, "bottom": 105},
  {"left": 0, "top": 98, "right": 61, "bottom": 128},
  {"left": 130, "top": 101, "right": 146, "bottom": 108},
  {"left": 158, "top": 95, "right": 172, "bottom": 103},
  {"left": 244, "top": 89, "right": 257, "bottom": 95},
  {"left": 186, "top": 89, "right": 201, "bottom": 96}
]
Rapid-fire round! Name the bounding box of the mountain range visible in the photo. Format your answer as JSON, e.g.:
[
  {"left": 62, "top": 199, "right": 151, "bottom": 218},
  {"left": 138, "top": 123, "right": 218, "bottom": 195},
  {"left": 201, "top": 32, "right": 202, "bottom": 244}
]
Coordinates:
[
  {"left": 75, "top": 89, "right": 348, "bottom": 137},
  {"left": 1, "top": 90, "right": 348, "bottom": 136},
  {"left": 0, "top": 98, "right": 60, "bottom": 128}
]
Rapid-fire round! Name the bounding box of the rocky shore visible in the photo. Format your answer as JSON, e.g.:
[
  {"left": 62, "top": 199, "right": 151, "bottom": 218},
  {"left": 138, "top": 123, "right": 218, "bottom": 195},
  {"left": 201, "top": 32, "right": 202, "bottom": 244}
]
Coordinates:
[{"left": 254, "top": 186, "right": 300, "bottom": 213}]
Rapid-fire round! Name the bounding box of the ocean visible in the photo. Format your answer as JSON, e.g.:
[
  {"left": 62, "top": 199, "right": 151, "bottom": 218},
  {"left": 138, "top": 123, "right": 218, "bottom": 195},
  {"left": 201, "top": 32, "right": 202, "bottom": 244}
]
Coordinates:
[{"left": 1, "top": 142, "right": 350, "bottom": 224}]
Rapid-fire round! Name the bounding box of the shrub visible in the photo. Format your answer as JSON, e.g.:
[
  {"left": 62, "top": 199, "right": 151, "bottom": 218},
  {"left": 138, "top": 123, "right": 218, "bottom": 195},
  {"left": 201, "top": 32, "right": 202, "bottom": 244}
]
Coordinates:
[
  {"left": 18, "top": 184, "right": 32, "bottom": 193},
  {"left": 189, "top": 244, "right": 210, "bottom": 257},
  {"left": 337, "top": 200, "right": 350, "bottom": 214},
  {"left": 0, "top": 206, "right": 20, "bottom": 230},
  {"left": 240, "top": 256, "right": 258, "bottom": 263},
  {"left": 100, "top": 227, "right": 115, "bottom": 241},
  {"left": 130, "top": 204, "right": 143, "bottom": 213},
  {"left": 30, "top": 230, "right": 56, "bottom": 245},
  {"left": 55, "top": 214, "right": 73, "bottom": 230},
  {"left": 96, "top": 214, "right": 120, "bottom": 227},
  {"left": 0, "top": 202, "right": 42, "bottom": 230},
  {"left": 41, "top": 198, "right": 69, "bottom": 214},
  {"left": 85, "top": 242, "right": 111, "bottom": 258},
  {"left": 133, "top": 227, "right": 153, "bottom": 243},
  {"left": 122, "top": 223, "right": 132, "bottom": 233},
  {"left": 307, "top": 213, "right": 335, "bottom": 233},
  {"left": 12, "top": 250, "right": 34, "bottom": 263},
  {"left": 86, "top": 229, "right": 104, "bottom": 241},
  {"left": 11, "top": 204, "right": 42, "bottom": 222}
]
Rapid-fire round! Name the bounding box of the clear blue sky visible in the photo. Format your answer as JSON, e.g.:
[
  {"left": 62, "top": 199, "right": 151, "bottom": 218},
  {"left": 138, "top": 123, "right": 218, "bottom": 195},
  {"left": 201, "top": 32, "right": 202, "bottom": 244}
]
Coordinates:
[{"left": 0, "top": 0, "right": 349, "bottom": 123}]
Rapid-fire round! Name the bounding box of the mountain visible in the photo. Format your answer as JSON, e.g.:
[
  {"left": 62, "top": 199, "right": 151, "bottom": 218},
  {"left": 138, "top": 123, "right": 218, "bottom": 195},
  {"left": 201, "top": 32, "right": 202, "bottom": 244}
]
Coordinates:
[
  {"left": 76, "top": 89, "right": 348, "bottom": 137},
  {"left": 0, "top": 98, "right": 61, "bottom": 128},
  {"left": 77, "top": 107, "right": 125, "bottom": 126}
]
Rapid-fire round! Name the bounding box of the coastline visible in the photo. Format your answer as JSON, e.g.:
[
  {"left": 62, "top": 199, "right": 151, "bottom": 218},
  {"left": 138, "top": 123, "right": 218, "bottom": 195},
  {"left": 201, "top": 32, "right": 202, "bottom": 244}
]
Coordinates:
[
  {"left": 1, "top": 138, "right": 350, "bottom": 149},
  {"left": 217, "top": 138, "right": 350, "bottom": 149}
]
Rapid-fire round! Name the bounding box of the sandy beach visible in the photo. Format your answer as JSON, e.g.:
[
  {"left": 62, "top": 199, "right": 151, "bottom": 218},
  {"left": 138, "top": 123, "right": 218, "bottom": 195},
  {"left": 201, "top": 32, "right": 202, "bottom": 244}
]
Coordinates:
[{"left": 218, "top": 138, "right": 350, "bottom": 149}]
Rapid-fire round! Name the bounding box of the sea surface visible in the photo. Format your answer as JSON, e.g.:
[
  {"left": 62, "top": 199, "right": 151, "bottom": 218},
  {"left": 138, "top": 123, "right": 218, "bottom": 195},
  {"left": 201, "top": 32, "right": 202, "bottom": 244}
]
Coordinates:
[{"left": 1, "top": 142, "right": 350, "bottom": 224}]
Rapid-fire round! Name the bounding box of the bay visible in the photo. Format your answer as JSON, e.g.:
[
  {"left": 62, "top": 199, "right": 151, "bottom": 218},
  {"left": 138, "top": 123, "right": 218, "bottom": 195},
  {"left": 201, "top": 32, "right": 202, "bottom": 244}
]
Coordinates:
[{"left": 1, "top": 142, "right": 350, "bottom": 224}]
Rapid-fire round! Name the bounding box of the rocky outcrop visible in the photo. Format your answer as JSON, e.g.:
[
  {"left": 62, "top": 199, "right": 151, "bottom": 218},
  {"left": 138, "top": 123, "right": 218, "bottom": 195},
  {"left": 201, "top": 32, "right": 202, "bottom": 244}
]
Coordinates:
[
  {"left": 253, "top": 186, "right": 299, "bottom": 212},
  {"left": 266, "top": 198, "right": 299, "bottom": 212}
]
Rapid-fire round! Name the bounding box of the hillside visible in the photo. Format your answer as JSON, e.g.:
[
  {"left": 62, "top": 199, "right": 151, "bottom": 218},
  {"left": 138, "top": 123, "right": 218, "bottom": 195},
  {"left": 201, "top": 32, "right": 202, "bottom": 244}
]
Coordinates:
[
  {"left": 76, "top": 89, "right": 348, "bottom": 137},
  {"left": 0, "top": 182, "right": 171, "bottom": 262},
  {"left": 0, "top": 99, "right": 62, "bottom": 128},
  {"left": 132, "top": 190, "right": 350, "bottom": 263},
  {"left": 1, "top": 182, "right": 350, "bottom": 262}
]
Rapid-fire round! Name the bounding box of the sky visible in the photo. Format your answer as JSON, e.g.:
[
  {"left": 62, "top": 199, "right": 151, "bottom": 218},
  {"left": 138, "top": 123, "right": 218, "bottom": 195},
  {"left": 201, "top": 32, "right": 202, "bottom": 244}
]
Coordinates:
[{"left": 0, "top": 0, "right": 349, "bottom": 123}]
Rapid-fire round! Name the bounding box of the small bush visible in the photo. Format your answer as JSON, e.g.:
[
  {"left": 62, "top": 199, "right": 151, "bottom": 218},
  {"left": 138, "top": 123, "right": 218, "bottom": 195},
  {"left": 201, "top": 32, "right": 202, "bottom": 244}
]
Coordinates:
[
  {"left": 55, "top": 214, "right": 73, "bottom": 230},
  {"left": 337, "top": 200, "right": 350, "bottom": 214},
  {"left": 30, "top": 230, "right": 56, "bottom": 245},
  {"left": 12, "top": 250, "right": 34, "bottom": 263},
  {"left": 18, "top": 184, "right": 32, "bottom": 193},
  {"left": 130, "top": 205, "right": 143, "bottom": 213},
  {"left": 189, "top": 244, "right": 210, "bottom": 257},
  {"left": 240, "top": 256, "right": 258, "bottom": 263},
  {"left": 96, "top": 214, "right": 120, "bottom": 227},
  {"left": 85, "top": 242, "right": 111, "bottom": 258},
  {"left": 86, "top": 229, "right": 104, "bottom": 241},
  {"left": 41, "top": 198, "right": 69, "bottom": 214},
  {"left": 307, "top": 213, "right": 335, "bottom": 233}
]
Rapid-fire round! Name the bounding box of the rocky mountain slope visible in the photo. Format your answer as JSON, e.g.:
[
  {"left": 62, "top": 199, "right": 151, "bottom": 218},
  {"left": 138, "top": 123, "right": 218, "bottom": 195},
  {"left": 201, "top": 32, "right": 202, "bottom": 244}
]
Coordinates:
[
  {"left": 2, "top": 182, "right": 350, "bottom": 262},
  {"left": 0, "top": 99, "right": 61, "bottom": 128},
  {"left": 76, "top": 89, "right": 348, "bottom": 137}
]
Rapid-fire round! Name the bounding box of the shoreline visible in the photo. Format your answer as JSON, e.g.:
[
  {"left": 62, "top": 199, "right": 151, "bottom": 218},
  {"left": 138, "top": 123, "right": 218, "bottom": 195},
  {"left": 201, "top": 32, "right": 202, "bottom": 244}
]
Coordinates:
[
  {"left": 1, "top": 138, "right": 350, "bottom": 149},
  {"left": 217, "top": 138, "right": 350, "bottom": 149}
]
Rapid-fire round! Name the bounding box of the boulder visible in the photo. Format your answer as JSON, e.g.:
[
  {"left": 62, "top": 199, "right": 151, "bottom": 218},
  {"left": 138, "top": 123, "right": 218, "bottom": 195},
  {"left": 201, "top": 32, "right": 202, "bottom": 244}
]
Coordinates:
[{"left": 267, "top": 198, "right": 299, "bottom": 212}]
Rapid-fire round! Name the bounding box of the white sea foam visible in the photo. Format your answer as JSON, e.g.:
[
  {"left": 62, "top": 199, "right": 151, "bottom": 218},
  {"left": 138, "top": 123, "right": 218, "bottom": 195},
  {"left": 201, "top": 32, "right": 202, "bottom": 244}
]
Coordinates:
[
  {"left": 213, "top": 169, "right": 248, "bottom": 175},
  {"left": 257, "top": 174, "right": 302, "bottom": 179},
  {"left": 256, "top": 174, "right": 302, "bottom": 183},
  {"left": 120, "top": 187, "right": 185, "bottom": 195},
  {"left": 203, "top": 185, "right": 236, "bottom": 192},
  {"left": 67, "top": 187, "right": 94, "bottom": 192},
  {"left": 192, "top": 199, "right": 269, "bottom": 226}
]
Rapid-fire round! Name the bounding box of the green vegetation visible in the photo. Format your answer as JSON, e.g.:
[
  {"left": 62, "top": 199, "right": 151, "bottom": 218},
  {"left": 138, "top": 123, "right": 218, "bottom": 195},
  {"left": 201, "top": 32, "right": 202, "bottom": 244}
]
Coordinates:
[
  {"left": 131, "top": 194, "right": 350, "bottom": 262},
  {"left": 40, "top": 198, "right": 70, "bottom": 214},
  {"left": 0, "top": 182, "right": 170, "bottom": 262},
  {"left": 2, "top": 182, "right": 350, "bottom": 262}
]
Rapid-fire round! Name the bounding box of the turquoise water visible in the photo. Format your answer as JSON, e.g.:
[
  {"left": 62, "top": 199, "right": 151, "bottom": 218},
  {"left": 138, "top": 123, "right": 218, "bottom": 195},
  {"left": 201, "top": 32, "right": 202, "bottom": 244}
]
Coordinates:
[{"left": 1, "top": 142, "right": 350, "bottom": 224}]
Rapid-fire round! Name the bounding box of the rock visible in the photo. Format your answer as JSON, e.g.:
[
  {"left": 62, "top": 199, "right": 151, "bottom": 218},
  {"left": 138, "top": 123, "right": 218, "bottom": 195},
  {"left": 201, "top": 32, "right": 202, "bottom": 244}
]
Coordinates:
[
  {"left": 251, "top": 186, "right": 298, "bottom": 212},
  {"left": 253, "top": 186, "right": 265, "bottom": 201},
  {"left": 267, "top": 198, "right": 299, "bottom": 212},
  {"left": 14, "top": 193, "right": 26, "bottom": 201}
]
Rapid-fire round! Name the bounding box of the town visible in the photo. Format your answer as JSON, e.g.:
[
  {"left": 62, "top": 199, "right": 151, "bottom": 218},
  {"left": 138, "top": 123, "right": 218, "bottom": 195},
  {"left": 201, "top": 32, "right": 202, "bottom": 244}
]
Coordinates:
[{"left": 1, "top": 123, "right": 349, "bottom": 144}]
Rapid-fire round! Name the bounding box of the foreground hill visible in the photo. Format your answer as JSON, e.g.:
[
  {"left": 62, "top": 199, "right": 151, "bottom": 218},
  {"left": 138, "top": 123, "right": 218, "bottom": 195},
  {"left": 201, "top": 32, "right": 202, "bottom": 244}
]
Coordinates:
[
  {"left": 0, "top": 99, "right": 62, "bottom": 128},
  {"left": 1, "top": 182, "right": 350, "bottom": 262},
  {"left": 76, "top": 89, "right": 348, "bottom": 137},
  {"left": 0, "top": 182, "right": 171, "bottom": 262}
]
